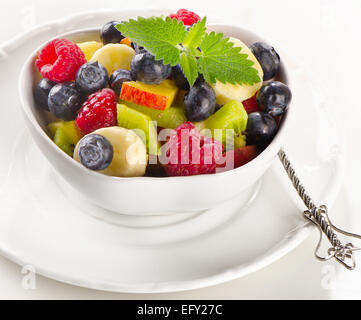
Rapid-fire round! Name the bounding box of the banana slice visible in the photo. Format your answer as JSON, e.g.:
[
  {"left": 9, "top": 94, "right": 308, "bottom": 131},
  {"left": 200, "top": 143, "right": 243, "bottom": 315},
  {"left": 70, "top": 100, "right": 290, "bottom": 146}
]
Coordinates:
[
  {"left": 90, "top": 44, "right": 135, "bottom": 76},
  {"left": 77, "top": 41, "right": 103, "bottom": 61},
  {"left": 73, "top": 127, "right": 147, "bottom": 177},
  {"left": 211, "top": 37, "right": 264, "bottom": 105}
]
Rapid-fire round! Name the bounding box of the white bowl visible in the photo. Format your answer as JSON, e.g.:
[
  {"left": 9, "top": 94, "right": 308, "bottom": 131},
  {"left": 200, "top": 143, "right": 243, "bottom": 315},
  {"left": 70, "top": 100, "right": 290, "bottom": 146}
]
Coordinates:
[{"left": 19, "top": 19, "right": 292, "bottom": 215}]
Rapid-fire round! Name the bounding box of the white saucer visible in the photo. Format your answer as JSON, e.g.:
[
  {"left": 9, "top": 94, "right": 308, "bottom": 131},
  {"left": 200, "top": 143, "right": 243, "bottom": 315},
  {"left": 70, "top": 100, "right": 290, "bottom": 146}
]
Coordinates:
[{"left": 0, "top": 9, "right": 345, "bottom": 293}]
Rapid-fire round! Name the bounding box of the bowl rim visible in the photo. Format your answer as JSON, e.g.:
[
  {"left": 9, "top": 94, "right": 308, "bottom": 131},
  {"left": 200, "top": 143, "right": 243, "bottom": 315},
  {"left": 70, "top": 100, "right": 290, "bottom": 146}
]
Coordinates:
[{"left": 19, "top": 22, "right": 293, "bottom": 182}]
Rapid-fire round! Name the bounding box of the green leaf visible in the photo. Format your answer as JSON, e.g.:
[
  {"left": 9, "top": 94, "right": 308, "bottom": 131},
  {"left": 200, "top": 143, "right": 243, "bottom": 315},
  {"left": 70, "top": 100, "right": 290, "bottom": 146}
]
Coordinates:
[
  {"left": 198, "top": 32, "right": 261, "bottom": 85},
  {"left": 182, "top": 17, "right": 207, "bottom": 51},
  {"left": 117, "top": 15, "right": 261, "bottom": 87},
  {"left": 116, "top": 16, "right": 186, "bottom": 66},
  {"left": 179, "top": 52, "right": 198, "bottom": 87}
]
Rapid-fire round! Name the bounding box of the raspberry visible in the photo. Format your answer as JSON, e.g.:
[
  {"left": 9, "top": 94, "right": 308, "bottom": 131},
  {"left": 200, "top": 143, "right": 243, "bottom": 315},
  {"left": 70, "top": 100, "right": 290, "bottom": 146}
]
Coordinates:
[
  {"left": 162, "top": 122, "right": 223, "bottom": 176},
  {"left": 169, "top": 9, "right": 201, "bottom": 26},
  {"left": 217, "top": 145, "right": 258, "bottom": 172},
  {"left": 76, "top": 89, "right": 117, "bottom": 135},
  {"left": 242, "top": 93, "right": 260, "bottom": 114},
  {"left": 36, "top": 39, "right": 86, "bottom": 83}
]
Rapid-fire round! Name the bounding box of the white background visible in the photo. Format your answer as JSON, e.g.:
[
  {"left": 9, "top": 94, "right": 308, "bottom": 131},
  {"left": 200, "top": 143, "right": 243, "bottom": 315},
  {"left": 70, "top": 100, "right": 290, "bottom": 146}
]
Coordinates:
[{"left": 1, "top": 0, "right": 361, "bottom": 299}]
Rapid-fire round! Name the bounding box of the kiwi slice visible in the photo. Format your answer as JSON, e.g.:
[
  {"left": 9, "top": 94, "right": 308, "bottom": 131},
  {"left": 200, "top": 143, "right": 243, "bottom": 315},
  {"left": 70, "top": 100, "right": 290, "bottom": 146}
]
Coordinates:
[
  {"left": 119, "top": 100, "right": 187, "bottom": 129},
  {"left": 201, "top": 100, "right": 248, "bottom": 149},
  {"left": 117, "top": 104, "right": 161, "bottom": 155},
  {"left": 48, "top": 120, "right": 81, "bottom": 145},
  {"left": 48, "top": 121, "right": 82, "bottom": 156},
  {"left": 53, "top": 127, "right": 74, "bottom": 156},
  {"left": 234, "top": 134, "right": 246, "bottom": 149}
]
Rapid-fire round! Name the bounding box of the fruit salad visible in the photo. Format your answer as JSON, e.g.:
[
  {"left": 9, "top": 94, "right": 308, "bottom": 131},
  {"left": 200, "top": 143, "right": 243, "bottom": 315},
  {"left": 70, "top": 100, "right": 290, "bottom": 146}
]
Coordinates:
[{"left": 33, "top": 9, "right": 292, "bottom": 177}]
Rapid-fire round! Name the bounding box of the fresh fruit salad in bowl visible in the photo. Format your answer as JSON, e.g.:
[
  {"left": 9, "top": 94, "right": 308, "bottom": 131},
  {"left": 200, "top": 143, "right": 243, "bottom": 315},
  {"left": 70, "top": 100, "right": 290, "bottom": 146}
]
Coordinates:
[
  {"left": 19, "top": 9, "right": 292, "bottom": 213},
  {"left": 31, "top": 9, "right": 291, "bottom": 178}
]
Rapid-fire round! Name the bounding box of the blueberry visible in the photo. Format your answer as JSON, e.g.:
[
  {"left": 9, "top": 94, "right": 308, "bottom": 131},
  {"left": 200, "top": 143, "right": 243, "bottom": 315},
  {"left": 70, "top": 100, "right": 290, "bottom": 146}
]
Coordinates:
[
  {"left": 250, "top": 42, "right": 280, "bottom": 81},
  {"left": 171, "top": 65, "right": 190, "bottom": 90},
  {"left": 33, "top": 78, "right": 56, "bottom": 111},
  {"left": 48, "top": 82, "right": 85, "bottom": 120},
  {"left": 195, "top": 73, "right": 205, "bottom": 85},
  {"left": 109, "top": 69, "right": 133, "bottom": 96},
  {"left": 100, "top": 21, "right": 124, "bottom": 44},
  {"left": 245, "top": 112, "right": 278, "bottom": 152},
  {"left": 263, "top": 102, "right": 287, "bottom": 117},
  {"left": 130, "top": 51, "right": 171, "bottom": 84},
  {"left": 171, "top": 65, "right": 204, "bottom": 90},
  {"left": 131, "top": 42, "right": 144, "bottom": 53},
  {"left": 78, "top": 134, "right": 113, "bottom": 171},
  {"left": 184, "top": 82, "right": 217, "bottom": 122},
  {"left": 256, "top": 81, "right": 292, "bottom": 116},
  {"left": 75, "top": 61, "right": 109, "bottom": 94},
  {"left": 214, "top": 104, "right": 222, "bottom": 113}
]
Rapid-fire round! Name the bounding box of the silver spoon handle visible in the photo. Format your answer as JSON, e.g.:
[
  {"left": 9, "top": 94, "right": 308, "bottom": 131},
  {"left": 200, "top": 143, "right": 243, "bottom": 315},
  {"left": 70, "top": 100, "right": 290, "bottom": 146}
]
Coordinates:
[{"left": 278, "top": 148, "right": 361, "bottom": 270}]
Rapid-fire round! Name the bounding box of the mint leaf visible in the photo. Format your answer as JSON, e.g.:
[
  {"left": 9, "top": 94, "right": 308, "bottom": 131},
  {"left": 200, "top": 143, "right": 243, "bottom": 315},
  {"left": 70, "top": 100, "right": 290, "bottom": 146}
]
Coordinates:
[
  {"left": 179, "top": 52, "right": 198, "bottom": 87},
  {"left": 117, "top": 16, "right": 261, "bottom": 87},
  {"left": 198, "top": 32, "right": 261, "bottom": 85},
  {"left": 182, "top": 17, "right": 207, "bottom": 51},
  {"left": 116, "top": 16, "right": 186, "bottom": 66},
  {"left": 178, "top": 17, "right": 206, "bottom": 87}
]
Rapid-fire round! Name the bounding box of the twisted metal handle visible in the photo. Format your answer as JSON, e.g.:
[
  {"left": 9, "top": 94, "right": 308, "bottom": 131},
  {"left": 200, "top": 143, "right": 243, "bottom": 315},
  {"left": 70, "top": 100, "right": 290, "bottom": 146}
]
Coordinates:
[{"left": 278, "top": 148, "right": 361, "bottom": 270}]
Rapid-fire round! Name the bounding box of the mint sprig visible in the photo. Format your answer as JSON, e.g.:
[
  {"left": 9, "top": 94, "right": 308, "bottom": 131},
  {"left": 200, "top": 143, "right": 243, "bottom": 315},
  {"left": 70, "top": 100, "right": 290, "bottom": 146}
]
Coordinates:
[
  {"left": 117, "top": 16, "right": 186, "bottom": 65},
  {"left": 117, "top": 16, "right": 261, "bottom": 87},
  {"left": 182, "top": 17, "right": 207, "bottom": 51},
  {"left": 198, "top": 31, "right": 261, "bottom": 85}
]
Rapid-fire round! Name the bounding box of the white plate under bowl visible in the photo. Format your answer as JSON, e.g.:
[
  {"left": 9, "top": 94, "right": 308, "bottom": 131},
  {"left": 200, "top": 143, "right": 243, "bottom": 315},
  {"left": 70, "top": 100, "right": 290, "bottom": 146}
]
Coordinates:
[{"left": 0, "top": 9, "right": 344, "bottom": 292}]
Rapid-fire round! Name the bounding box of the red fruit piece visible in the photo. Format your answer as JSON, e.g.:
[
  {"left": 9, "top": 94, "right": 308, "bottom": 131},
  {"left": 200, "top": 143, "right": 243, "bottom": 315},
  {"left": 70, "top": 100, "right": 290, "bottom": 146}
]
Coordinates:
[
  {"left": 162, "top": 122, "right": 223, "bottom": 176},
  {"left": 169, "top": 9, "right": 201, "bottom": 26},
  {"left": 35, "top": 39, "right": 86, "bottom": 83},
  {"left": 76, "top": 89, "right": 117, "bottom": 135},
  {"left": 217, "top": 145, "right": 258, "bottom": 172},
  {"left": 242, "top": 94, "right": 260, "bottom": 114}
]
